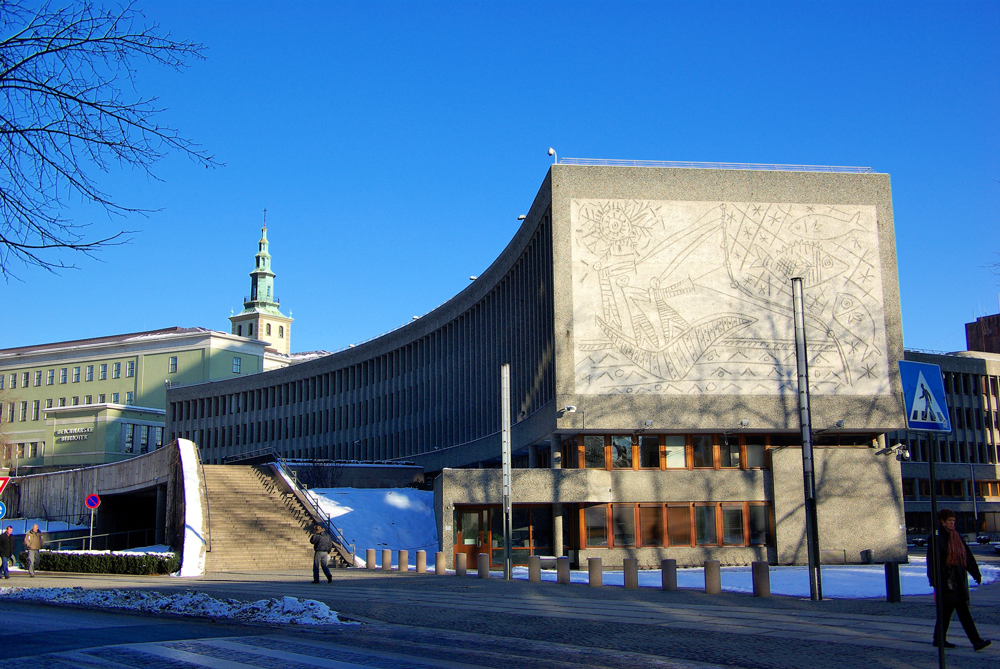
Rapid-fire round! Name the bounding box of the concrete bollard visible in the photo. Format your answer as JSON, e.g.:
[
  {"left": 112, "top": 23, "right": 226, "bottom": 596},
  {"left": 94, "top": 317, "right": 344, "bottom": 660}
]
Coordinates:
[
  {"left": 661, "top": 558, "right": 677, "bottom": 591},
  {"left": 751, "top": 561, "right": 770, "bottom": 597},
  {"left": 456, "top": 552, "right": 467, "bottom": 577},
  {"left": 416, "top": 550, "right": 427, "bottom": 574},
  {"left": 557, "top": 556, "right": 571, "bottom": 584},
  {"left": 885, "top": 562, "right": 901, "bottom": 603},
  {"left": 588, "top": 557, "right": 603, "bottom": 587},
  {"left": 478, "top": 553, "right": 490, "bottom": 579},
  {"left": 434, "top": 551, "right": 446, "bottom": 575},
  {"left": 382, "top": 549, "right": 392, "bottom": 570},
  {"left": 528, "top": 555, "right": 541, "bottom": 583},
  {"left": 366, "top": 549, "right": 376, "bottom": 570},
  {"left": 623, "top": 558, "right": 639, "bottom": 589},
  {"left": 704, "top": 560, "right": 721, "bottom": 594},
  {"left": 398, "top": 549, "right": 409, "bottom": 573}
]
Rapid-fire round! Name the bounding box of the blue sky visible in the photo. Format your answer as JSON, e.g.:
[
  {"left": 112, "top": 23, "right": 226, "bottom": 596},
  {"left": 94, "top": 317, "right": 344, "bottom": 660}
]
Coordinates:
[{"left": 4, "top": 1, "right": 998, "bottom": 354}]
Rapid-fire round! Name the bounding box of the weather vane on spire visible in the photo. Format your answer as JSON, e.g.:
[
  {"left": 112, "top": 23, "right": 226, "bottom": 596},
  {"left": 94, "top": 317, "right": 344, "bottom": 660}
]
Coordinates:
[{"left": 262, "top": 207, "right": 267, "bottom": 228}]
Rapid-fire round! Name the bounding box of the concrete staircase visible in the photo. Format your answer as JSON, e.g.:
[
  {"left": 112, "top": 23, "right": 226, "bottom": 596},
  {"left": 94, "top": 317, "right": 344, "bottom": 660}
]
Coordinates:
[{"left": 201, "top": 464, "right": 327, "bottom": 572}]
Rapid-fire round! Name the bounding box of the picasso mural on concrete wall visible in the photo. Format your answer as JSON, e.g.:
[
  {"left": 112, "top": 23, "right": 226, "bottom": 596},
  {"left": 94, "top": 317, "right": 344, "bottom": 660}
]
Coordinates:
[{"left": 571, "top": 199, "right": 889, "bottom": 396}]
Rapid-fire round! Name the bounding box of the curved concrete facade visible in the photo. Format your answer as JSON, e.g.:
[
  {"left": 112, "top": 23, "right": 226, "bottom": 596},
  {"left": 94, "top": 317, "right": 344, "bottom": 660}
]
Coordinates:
[{"left": 166, "top": 164, "right": 908, "bottom": 567}]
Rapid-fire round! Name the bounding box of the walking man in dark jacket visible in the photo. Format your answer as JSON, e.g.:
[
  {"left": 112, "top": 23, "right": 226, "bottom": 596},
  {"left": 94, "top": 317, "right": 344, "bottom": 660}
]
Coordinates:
[
  {"left": 310, "top": 525, "right": 334, "bottom": 584},
  {"left": 0, "top": 526, "right": 14, "bottom": 578},
  {"left": 928, "top": 508, "right": 992, "bottom": 650}
]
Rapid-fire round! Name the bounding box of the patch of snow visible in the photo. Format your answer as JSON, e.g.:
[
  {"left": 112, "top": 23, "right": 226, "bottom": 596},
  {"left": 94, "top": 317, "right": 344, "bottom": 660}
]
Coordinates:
[
  {"left": 36, "top": 547, "right": 174, "bottom": 558},
  {"left": 0, "top": 587, "right": 352, "bottom": 625},
  {"left": 307, "top": 488, "right": 438, "bottom": 567},
  {"left": 177, "top": 439, "right": 206, "bottom": 577}
]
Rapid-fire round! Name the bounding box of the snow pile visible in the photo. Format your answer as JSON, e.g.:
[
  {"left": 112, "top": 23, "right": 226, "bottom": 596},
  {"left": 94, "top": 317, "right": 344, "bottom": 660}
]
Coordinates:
[
  {"left": 503, "top": 555, "right": 1000, "bottom": 598},
  {"left": 0, "top": 587, "right": 351, "bottom": 625},
  {"left": 307, "top": 488, "right": 438, "bottom": 567},
  {"left": 39, "top": 546, "right": 174, "bottom": 558}
]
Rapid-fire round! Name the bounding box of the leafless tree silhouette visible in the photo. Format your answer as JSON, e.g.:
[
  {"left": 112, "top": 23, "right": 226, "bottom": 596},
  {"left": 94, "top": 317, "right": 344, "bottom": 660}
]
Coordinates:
[{"left": 0, "top": 0, "right": 218, "bottom": 278}]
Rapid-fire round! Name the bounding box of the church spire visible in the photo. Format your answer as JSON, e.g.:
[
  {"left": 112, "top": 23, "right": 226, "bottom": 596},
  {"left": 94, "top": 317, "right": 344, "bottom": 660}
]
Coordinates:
[{"left": 229, "top": 210, "right": 293, "bottom": 356}]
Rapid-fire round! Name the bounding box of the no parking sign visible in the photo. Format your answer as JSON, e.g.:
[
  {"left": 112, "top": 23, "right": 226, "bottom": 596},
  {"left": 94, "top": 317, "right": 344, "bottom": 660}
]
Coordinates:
[{"left": 85, "top": 494, "right": 101, "bottom": 509}]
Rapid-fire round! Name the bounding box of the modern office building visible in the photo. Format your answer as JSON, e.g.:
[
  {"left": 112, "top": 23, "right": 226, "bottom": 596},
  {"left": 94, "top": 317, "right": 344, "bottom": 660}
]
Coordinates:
[
  {"left": 0, "top": 327, "right": 269, "bottom": 473},
  {"left": 888, "top": 348, "right": 1000, "bottom": 538},
  {"left": 166, "top": 160, "right": 908, "bottom": 567}
]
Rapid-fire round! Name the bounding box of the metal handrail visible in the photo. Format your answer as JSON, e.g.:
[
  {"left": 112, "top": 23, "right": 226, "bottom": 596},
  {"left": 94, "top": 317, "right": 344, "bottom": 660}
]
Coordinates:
[
  {"left": 44, "top": 527, "right": 159, "bottom": 551},
  {"left": 199, "top": 455, "right": 212, "bottom": 553},
  {"left": 221, "top": 448, "right": 354, "bottom": 565}
]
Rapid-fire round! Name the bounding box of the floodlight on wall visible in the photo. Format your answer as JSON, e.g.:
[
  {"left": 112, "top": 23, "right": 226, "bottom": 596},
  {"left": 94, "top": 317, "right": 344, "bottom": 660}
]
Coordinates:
[
  {"left": 644, "top": 420, "right": 654, "bottom": 428},
  {"left": 739, "top": 419, "right": 750, "bottom": 428},
  {"left": 562, "top": 406, "right": 577, "bottom": 413},
  {"left": 548, "top": 147, "right": 557, "bottom": 164},
  {"left": 835, "top": 420, "right": 844, "bottom": 428},
  {"left": 518, "top": 215, "right": 526, "bottom": 220},
  {"left": 470, "top": 276, "right": 477, "bottom": 281}
]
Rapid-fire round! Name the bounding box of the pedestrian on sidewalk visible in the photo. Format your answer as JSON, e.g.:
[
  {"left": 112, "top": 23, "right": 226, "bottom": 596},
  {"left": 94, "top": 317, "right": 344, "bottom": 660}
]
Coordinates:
[
  {"left": 24, "top": 523, "right": 44, "bottom": 577},
  {"left": 0, "top": 526, "right": 14, "bottom": 578},
  {"left": 928, "top": 508, "right": 992, "bottom": 651},
  {"left": 310, "top": 525, "right": 334, "bottom": 584}
]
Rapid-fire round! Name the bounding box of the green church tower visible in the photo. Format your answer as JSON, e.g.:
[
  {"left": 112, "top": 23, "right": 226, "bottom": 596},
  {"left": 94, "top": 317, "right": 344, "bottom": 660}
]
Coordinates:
[{"left": 229, "top": 210, "right": 293, "bottom": 355}]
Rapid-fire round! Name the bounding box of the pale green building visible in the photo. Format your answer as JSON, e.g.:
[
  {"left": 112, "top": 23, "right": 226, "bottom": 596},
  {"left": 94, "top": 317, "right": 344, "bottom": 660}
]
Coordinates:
[{"left": 0, "top": 327, "right": 269, "bottom": 473}]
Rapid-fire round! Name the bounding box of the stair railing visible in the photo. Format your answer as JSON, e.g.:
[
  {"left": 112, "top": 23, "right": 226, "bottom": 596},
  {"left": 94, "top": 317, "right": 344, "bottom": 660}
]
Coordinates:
[
  {"left": 266, "top": 456, "right": 355, "bottom": 567},
  {"left": 199, "top": 455, "right": 212, "bottom": 553}
]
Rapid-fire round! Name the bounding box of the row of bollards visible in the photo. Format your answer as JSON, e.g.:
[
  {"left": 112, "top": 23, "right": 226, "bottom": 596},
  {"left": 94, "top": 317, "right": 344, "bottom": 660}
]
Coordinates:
[
  {"left": 362, "top": 549, "right": 770, "bottom": 596},
  {"left": 359, "top": 550, "right": 900, "bottom": 602}
]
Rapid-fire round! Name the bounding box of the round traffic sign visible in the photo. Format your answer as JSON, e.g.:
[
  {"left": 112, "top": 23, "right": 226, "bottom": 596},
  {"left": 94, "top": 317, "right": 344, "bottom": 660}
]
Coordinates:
[
  {"left": 0, "top": 501, "right": 6, "bottom": 519},
  {"left": 85, "top": 494, "right": 101, "bottom": 509}
]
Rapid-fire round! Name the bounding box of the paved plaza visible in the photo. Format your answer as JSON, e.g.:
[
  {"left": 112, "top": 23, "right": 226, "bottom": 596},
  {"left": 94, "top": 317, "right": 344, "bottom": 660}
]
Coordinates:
[{"left": 2, "top": 550, "right": 999, "bottom": 669}]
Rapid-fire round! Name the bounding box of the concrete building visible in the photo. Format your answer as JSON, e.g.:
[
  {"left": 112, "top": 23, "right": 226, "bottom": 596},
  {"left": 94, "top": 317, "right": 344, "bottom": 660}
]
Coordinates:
[
  {"left": 165, "top": 160, "right": 908, "bottom": 568},
  {"left": 966, "top": 313, "right": 1000, "bottom": 354},
  {"left": 888, "top": 348, "right": 1000, "bottom": 539},
  {"left": 0, "top": 327, "right": 269, "bottom": 473}
]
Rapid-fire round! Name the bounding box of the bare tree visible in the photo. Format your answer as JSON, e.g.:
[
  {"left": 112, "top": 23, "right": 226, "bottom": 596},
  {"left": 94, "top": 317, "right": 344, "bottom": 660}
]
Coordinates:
[{"left": 0, "top": 0, "right": 218, "bottom": 278}]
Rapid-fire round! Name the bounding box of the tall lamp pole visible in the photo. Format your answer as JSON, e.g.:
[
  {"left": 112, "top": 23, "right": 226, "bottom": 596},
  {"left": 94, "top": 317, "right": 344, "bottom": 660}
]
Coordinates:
[
  {"left": 500, "top": 364, "right": 513, "bottom": 580},
  {"left": 792, "top": 277, "right": 822, "bottom": 601}
]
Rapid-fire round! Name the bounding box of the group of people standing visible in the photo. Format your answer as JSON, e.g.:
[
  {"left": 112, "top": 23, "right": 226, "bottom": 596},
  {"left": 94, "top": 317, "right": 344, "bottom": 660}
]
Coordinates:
[{"left": 0, "top": 524, "right": 45, "bottom": 579}]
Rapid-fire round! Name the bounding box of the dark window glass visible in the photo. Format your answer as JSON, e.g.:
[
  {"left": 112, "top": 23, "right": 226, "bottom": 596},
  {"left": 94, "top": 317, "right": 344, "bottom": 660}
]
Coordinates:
[
  {"left": 749, "top": 506, "right": 771, "bottom": 545},
  {"left": 695, "top": 505, "right": 717, "bottom": 545},
  {"left": 584, "top": 436, "right": 605, "bottom": 469},
  {"left": 639, "top": 436, "right": 659, "bottom": 468},
  {"left": 531, "top": 506, "right": 552, "bottom": 551},
  {"left": 720, "top": 438, "right": 740, "bottom": 468},
  {"left": 585, "top": 505, "right": 607, "bottom": 547},
  {"left": 692, "top": 435, "right": 713, "bottom": 468},
  {"left": 667, "top": 506, "right": 691, "bottom": 546},
  {"left": 640, "top": 506, "right": 662, "bottom": 546},
  {"left": 511, "top": 508, "right": 531, "bottom": 549},
  {"left": 722, "top": 507, "right": 744, "bottom": 545},
  {"left": 612, "top": 505, "right": 635, "bottom": 547},
  {"left": 611, "top": 435, "right": 632, "bottom": 469},
  {"left": 745, "top": 436, "right": 766, "bottom": 468}
]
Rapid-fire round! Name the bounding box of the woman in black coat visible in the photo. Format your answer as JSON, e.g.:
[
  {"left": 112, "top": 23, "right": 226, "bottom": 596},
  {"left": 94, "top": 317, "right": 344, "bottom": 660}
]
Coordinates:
[{"left": 927, "top": 508, "right": 991, "bottom": 650}]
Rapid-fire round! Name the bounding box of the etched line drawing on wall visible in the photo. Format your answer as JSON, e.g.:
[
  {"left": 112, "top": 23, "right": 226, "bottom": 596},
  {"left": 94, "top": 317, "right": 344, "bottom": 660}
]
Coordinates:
[{"left": 570, "top": 199, "right": 889, "bottom": 396}]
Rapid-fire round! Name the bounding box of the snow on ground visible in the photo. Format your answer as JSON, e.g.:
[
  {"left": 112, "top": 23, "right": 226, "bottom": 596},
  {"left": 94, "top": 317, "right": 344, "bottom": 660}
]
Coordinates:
[
  {"left": 485, "top": 555, "right": 1000, "bottom": 599},
  {"left": 0, "top": 587, "right": 353, "bottom": 625},
  {"left": 307, "top": 488, "right": 438, "bottom": 567}
]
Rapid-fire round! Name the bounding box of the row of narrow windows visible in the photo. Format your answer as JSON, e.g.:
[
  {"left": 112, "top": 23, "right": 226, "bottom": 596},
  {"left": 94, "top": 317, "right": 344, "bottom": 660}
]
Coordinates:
[{"left": 235, "top": 323, "right": 283, "bottom": 338}]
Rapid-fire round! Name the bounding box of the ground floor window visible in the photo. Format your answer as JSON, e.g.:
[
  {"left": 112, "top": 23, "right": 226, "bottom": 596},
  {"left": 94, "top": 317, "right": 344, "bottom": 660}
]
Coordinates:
[{"left": 581, "top": 502, "right": 773, "bottom": 549}]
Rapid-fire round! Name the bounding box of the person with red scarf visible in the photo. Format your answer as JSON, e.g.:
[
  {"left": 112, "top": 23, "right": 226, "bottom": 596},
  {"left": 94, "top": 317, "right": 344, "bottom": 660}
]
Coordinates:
[{"left": 927, "top": 508, "right": 991, "bottom": 650}]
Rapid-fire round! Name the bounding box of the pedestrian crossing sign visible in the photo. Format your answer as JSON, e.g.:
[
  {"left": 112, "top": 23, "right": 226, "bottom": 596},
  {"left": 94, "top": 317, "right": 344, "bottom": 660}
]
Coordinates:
[{"left": 898, "top": 361, "right": 952, "bottom": 433}]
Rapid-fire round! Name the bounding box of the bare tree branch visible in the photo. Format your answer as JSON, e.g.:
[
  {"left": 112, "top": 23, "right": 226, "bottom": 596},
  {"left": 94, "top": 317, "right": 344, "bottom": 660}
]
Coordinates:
[{"left": 0, "top": 0, "right": 219, "bottom": 279}]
